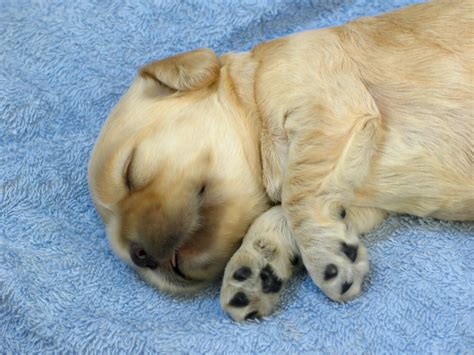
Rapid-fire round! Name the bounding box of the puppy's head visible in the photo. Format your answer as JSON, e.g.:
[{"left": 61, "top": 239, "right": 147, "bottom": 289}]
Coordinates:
[{"left": 88, "top": 48, "right": 268, "bottom": 293}]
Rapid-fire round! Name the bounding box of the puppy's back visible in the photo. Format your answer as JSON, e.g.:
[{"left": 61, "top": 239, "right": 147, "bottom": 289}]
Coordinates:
[
  {"left": 340, "top": 0, "right": 474, "bottom": 220},
  {"left": 252, "top": 0, "right": 473, "bottom": 220}
]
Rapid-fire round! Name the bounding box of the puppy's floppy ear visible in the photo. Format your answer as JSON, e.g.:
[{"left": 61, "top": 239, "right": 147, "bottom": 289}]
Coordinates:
[{"left": 140, "top": 48, "right": 220, "bottom": 91}]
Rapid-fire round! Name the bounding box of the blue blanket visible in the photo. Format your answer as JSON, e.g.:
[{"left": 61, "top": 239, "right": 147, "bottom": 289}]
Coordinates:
[{"left": 1, "top": 0, "right": 473, "bottom": 353}]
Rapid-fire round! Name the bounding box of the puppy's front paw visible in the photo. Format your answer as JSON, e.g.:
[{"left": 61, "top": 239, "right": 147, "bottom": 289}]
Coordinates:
[
  {"left": 302, "top": 237, "right": 369, "bottom": 302},
  {"left": 220, "top": 238, "right": 297, "bottom": 321}
]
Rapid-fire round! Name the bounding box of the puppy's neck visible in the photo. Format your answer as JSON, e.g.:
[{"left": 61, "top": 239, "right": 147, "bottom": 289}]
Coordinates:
[
  {"left": 219, "top": 52, "right": 259, "bottom": 120},
  {"left": 218, "top": 52, "right": 265, "bottom": 192}
]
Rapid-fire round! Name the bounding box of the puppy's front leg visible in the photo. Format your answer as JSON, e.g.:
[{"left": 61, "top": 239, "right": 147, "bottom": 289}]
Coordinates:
[
  {"left": 220, "top": 206, "right": 300, "bottom": 321},
  {"left": 283, "top": 93, "right": 384, "bottom": 301}
]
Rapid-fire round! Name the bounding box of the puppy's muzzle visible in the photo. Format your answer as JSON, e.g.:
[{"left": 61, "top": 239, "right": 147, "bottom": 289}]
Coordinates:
[{"left": 129, "top": 239, "right": 189, "bottom": 280}]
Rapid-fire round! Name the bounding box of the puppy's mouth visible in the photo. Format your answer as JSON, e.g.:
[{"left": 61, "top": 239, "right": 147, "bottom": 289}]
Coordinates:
[{"left": 170, "top": 251, "right": 188, "bottom": 280}]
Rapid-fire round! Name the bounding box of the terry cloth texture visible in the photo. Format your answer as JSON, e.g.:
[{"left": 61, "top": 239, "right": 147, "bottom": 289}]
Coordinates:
[{"left": 1, "top": 0, "right": 473, "bottom": 353}]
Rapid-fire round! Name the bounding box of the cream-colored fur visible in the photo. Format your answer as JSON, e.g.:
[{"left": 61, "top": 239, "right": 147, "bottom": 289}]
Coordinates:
[{"left": 89, "top": 1, "right": 474, "bottom": 321}]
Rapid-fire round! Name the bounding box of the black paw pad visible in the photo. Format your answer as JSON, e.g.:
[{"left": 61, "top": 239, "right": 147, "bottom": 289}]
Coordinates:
[
  {"left": 341, "top": 242, "right": 358, "bottom": 262},
  {"left": 229, "top": 292, "right": 249, "bottom": 307},
  {"left": 260, "top": 265, "right": 283, "bottom": 294},
  {"left": 341, "top": 281, "right": 353, "bottom": 295},
  {"left": 290, "top": 255, "right": 300, "bottom": 266},
  {"left": 340, "top": 208, "right": 346, "bottom": 219},
  {"left": 324, "top": 264, "right": 338, "bottom": 280},
  {"left": 233, "top": 266, "right": 252, "bottom": 281},
  {"left": 245, "top": 311, "right": 260, "bottom": 320}
]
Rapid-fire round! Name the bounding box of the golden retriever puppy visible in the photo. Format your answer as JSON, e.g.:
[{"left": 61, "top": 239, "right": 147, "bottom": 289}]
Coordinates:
[{"left": 88, "top": 0, "right": 473, "bottom": 321}]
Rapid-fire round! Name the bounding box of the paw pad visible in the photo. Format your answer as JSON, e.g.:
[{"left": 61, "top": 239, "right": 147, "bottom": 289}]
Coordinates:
[
  {"left": 340, "top": 208, "right": 346, "bottom": 219},
  {"left": 229, "top": 292, "right": 249, "bottom": 307},
  {"left": 341, "top": 242, "right": 358, "bottom": 262},
  {"left": 290, "top": 255, "right": 300, "bottom": 266},
  {"left": 341, "top": 281, "right": 353, "bottom": 295},
  {"left": 260, "top": 265, "right": 282, "bottom": 293},
  {"left": 233, "top": 266, "right": 252, "bottom": 281},
  {"left": 324, "top": 264, "right": 338, "bottom": 280}
]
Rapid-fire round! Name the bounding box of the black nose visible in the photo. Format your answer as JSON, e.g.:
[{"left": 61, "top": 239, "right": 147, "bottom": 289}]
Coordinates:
[{"left": 130, "top": 242, "right": 158, "bottom": 269}]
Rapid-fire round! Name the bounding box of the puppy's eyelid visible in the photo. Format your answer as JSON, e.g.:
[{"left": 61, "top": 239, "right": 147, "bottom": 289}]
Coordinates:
[{"left": 123, "top": 149, "right": 135, "bottom": 192}]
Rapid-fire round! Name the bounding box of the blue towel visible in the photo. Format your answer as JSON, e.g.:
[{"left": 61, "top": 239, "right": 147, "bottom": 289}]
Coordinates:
[{"left": 1, "top": 0, "right": 473, "bottom": 353}]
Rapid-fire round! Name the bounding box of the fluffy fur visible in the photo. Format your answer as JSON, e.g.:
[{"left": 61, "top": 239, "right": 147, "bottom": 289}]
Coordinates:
[{"left": 88, "top": 0, "right": 473, "bottom": 320}]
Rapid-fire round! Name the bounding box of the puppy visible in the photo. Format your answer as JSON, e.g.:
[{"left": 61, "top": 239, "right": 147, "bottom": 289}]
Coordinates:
[{"left": 88, "top": 0, "right": 474, "bottom": 321}]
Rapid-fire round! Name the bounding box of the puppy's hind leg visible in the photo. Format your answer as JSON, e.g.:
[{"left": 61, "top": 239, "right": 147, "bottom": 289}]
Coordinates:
[{"left": 220, "top": 206, "right": 300, "bottom": 321}]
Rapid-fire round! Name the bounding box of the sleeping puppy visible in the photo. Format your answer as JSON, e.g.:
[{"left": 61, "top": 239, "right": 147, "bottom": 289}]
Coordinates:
[{"left": 88, "top": 0, "right": 474, "bottom": 321}]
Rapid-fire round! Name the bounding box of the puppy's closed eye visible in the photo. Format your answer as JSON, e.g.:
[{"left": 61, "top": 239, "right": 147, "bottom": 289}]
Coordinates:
[{"left": 124, "top": 149, "right": 136, "bottom": 191}]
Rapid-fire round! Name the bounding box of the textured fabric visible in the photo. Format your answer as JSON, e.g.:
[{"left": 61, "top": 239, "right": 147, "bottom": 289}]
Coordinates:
[{"left": 1, "top": 0, "right": 473, "bottom": 353}]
